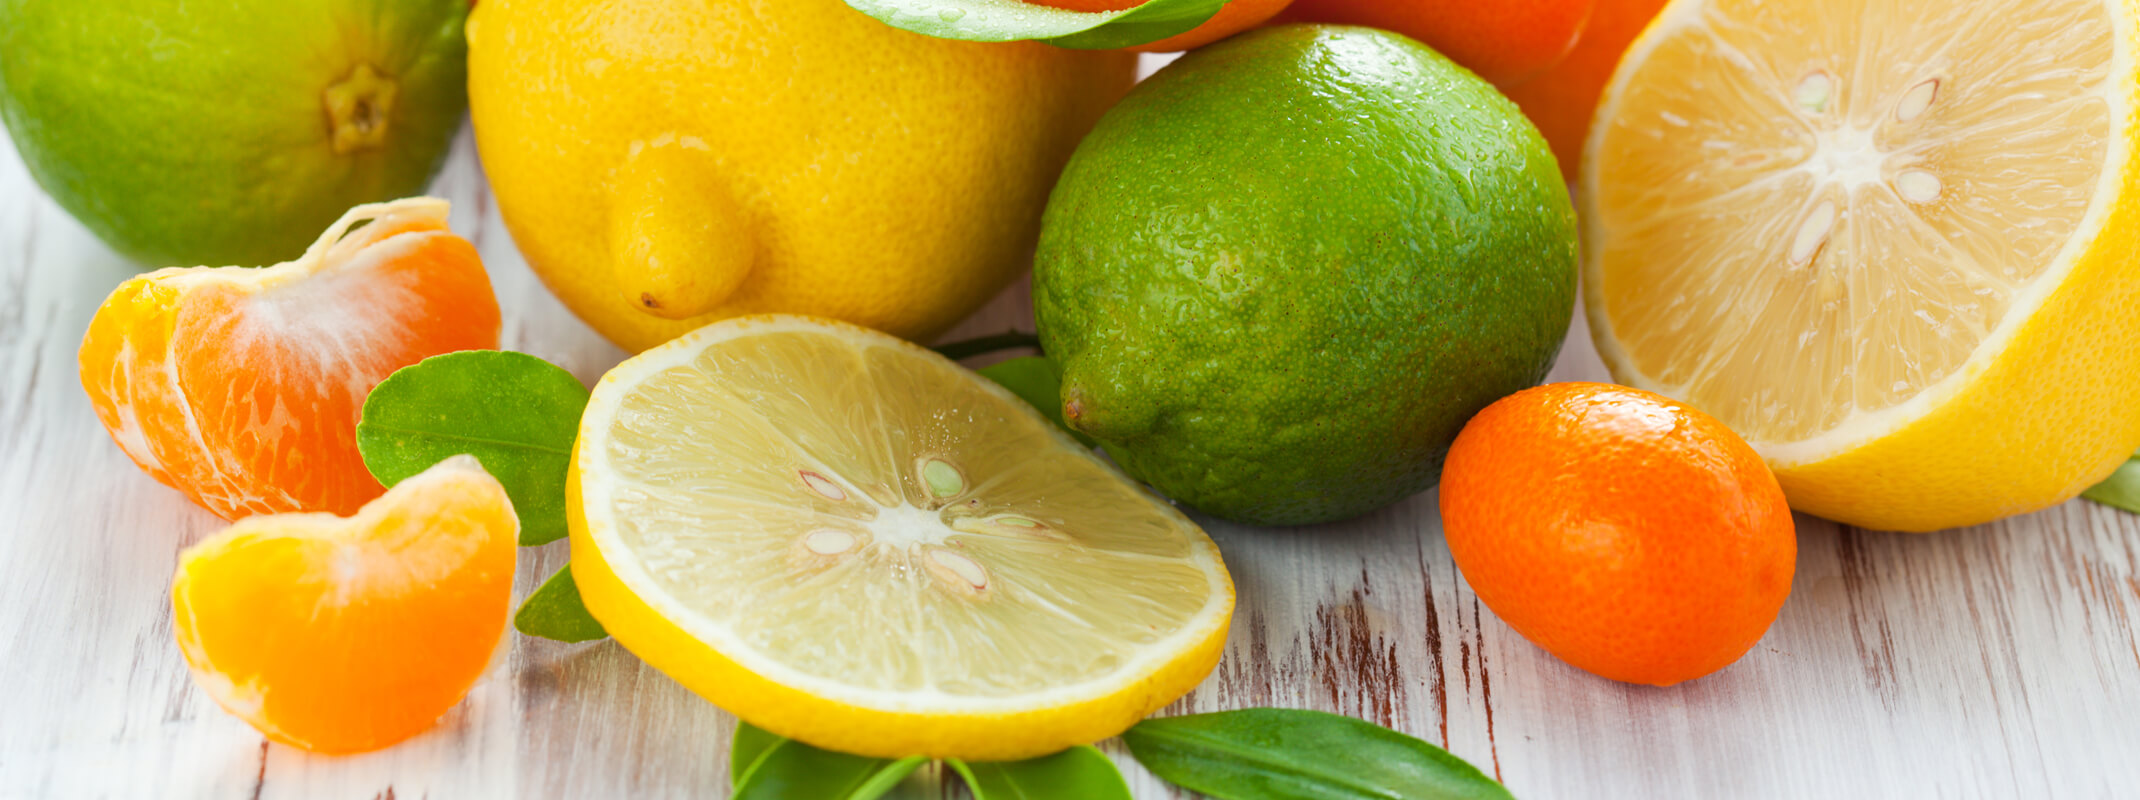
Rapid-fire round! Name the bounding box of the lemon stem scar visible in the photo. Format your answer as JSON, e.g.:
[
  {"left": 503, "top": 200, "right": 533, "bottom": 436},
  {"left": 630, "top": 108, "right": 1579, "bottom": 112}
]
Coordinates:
[{"left": 323, "top": 64, "right": 398, "bottom": 155}]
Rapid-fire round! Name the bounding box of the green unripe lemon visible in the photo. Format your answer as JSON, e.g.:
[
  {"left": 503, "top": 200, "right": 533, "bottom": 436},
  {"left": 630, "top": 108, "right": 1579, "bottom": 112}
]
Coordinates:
[
  {"left": 0, "top": 0, "right": 468, "bottom": 268},
  {"left": 1035, "top": 24, "right": 1578, "bottom": 526}
]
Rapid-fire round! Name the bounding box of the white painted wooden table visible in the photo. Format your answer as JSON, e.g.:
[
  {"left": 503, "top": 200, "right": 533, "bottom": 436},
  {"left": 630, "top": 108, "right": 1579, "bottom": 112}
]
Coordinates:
[{"left": 4, "top": 68, "right": 2138, "bottom": 800}]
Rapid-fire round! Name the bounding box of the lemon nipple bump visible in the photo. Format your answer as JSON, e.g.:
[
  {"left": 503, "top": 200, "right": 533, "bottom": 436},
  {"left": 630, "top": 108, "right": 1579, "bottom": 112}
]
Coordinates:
[{"left": 608, "top": 145, "right": 757, "bottom": 320}]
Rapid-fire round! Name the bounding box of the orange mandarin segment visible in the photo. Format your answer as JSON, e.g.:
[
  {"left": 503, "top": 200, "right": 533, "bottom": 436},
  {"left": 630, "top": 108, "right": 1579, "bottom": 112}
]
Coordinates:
[
  {"left": 78, "top": 197, "right": 501, "bottom": 520},
  {"left": 172, "top": 455, "right": 518, "bottom": 754}
]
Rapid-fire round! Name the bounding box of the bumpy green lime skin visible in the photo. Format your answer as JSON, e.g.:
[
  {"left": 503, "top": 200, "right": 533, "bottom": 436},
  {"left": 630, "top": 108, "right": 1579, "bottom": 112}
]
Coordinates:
[
  {"left": 0, "top": 0, "right": 467, "bottom": 268},
  {"left": 1035, "top": 25, "right": 1577, "bottom": 527}
]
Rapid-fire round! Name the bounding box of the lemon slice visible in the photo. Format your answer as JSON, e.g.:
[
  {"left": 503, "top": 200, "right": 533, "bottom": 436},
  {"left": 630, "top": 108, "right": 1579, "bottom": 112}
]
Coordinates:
[
  {"left": 567, "top": 316, "right": 1234, "bottom": 760},
  {"left": 1582, "top": 0, "right": 2140, "bottom": 531}
]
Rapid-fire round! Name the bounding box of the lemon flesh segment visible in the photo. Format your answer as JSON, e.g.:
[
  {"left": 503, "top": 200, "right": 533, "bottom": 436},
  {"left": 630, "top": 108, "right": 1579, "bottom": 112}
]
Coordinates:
[
  {"left": 1583, "top": 0, "right": 2140, "bottom": 528},
  {"left": 571, "top": 316, "right": 1233, "bottom": 759}
]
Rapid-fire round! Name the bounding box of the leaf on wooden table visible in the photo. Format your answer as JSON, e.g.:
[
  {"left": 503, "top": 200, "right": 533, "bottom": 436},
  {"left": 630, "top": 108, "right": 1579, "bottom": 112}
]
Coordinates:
[
  {"left": 978, "top": 356, "right": 1096, "bottom": 448},
  {"left": 840, "top": 0, "right": 1227, "bottom": 50},
  {"left": 732, "top": 735, "right": 926, "bottom": 800},
  {"left": 1123, "top": 708, "right": 1515, "bottom": 800},
  {"left": 2082, "top": 450, "right": 2140, "bottom": 513},
  {"left": 512, "top": 565, "right": 608, "bottom": 643},
  {"left": 949, "top": 745, "right": 1131, "bottom": 800},
  {"left": 357, "top": 350, "right": 589, "bottom": 545}
]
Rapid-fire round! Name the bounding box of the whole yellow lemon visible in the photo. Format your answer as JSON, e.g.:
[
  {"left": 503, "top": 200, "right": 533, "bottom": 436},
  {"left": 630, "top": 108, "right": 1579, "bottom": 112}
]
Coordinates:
[{"left": 467, "top": 0, "right": 1136, "bottom": 352}]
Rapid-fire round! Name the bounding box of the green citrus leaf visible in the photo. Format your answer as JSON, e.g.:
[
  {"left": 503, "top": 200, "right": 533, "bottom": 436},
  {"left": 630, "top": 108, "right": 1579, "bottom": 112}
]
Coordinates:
[
  {"left": 840, "top": 0, "right": 1227, "bottom": 50},
  {"left": 512, "top": 565, "right": 608, "bottom": 643},
  {"left": 949, "top": 746, "right": 1130, "bottom": 800},
  {"left": 357, "top": 350, "right": 589, "bottom": 545},
  {"left": 978, "top": 356, "right": 1096, "bottom": 448},
  {"left": 1123, "top": 709, "right": 1515, "bottom": 800},
  {"left": 733, "top": 735, "right": 926, "bottom": 800},
  {"left": 935, "top": 331, "right": 1040, "bottom": 361},
  {"left": 731, "top": 721, "right": 789, "bottom": 788},
  {"left": 2082, "top": 450, "right": 2140, "bottom": 513}
]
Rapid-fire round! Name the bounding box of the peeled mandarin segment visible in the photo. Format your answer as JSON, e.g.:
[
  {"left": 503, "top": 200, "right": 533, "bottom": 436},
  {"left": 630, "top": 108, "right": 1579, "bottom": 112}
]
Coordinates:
[
  {"left": 78, "top": 197, "right": 502, "bottom": 519},
  {"left": 1586, "top": 0, "right": 2113, "bottom": 448},
  {"left": 570, "top": 315, "right": 1234, "bottom": 761},
  {"left": 172, "top": 455, "right": 518, "bottom": 754}
]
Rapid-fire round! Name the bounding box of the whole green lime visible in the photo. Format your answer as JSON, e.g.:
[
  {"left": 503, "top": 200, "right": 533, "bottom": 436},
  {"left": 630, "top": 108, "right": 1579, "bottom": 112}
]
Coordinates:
[
  {"left": 0, "top": 0, "right": 468, "bottom": 267},
  {"left": 1034, "top": 24, "right": 1577, "bottom": 527}
]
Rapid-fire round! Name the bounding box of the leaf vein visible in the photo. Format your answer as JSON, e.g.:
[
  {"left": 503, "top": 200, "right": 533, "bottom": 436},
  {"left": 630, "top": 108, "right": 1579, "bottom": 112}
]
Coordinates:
[{"left": 362, "top": 424, "right": 573, "bottom": 456}]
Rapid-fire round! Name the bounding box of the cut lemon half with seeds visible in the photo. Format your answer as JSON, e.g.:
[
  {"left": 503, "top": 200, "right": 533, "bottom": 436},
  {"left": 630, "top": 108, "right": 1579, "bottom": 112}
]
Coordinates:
[
  {"left": 567, "top": 316, "right": 1234, "bottom": 760},
  {"left": 1583, "top": 0, "right": 2140, "bottom": 531}
]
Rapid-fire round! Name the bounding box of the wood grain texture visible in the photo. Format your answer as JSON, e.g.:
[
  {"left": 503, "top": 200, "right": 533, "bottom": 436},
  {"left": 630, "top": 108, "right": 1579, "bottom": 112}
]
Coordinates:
[{"left": 3, "top": 102, "right": 2138, "bottom": 800}]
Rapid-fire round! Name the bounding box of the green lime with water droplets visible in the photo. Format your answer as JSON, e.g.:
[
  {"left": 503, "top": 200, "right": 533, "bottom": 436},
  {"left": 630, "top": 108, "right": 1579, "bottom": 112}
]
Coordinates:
[{"left": 1035, "top": 25, "right": 1578, "bottom": 526}]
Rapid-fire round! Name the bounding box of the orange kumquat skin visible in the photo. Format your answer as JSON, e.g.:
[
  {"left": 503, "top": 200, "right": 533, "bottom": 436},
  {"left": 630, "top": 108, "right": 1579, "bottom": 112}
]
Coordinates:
[
  {"left": 1273, "top": 0, "right": 1594, "bottom": 86},
  {"left": 1439, "top": 382, "right": 1796, "bottom": 686}
]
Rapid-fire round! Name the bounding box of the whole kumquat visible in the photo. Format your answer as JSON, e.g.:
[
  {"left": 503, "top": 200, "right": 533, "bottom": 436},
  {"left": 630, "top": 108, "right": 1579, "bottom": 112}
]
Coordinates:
[{"left": 1440, "top": 382, "right": 1795, "bottom": 686}]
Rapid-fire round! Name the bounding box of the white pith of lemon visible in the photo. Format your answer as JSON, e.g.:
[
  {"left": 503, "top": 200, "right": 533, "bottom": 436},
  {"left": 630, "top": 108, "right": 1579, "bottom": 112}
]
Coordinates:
[
  {"left": 567, "top": 315, "right": 1234, "bottom": 760},
  {"left": 1583, "top": 0, "right": 2140, "bottom": 530}
]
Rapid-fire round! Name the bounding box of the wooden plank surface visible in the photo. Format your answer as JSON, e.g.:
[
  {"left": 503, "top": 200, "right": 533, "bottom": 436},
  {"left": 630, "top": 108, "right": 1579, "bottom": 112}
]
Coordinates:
[{"left": 3, "top": 94, "right": 2138, "bottom": 800}]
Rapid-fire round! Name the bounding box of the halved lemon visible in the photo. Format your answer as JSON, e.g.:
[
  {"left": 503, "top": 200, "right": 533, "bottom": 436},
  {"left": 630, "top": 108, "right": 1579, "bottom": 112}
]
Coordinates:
[
  {"left": 567, "top": 316, "right": 1234, "bottom": 760},
  {"left": 1582, "top": 0, "right": 2140, "bottom": 531}
]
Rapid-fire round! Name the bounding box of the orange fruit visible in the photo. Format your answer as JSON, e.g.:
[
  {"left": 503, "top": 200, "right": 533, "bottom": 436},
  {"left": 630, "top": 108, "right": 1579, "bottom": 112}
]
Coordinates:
[
  {"left": 78, "top": 197, "right": 501, "bottom": 520},
  {"left": 172, "top": 455, "right": 518, "bottom": 753},
  {"left": 1274, "top": 0, "right": 1594, "bottom": 86},
  {"left": 1035, "top": 0, "right": 1296, "bottom": 51},
  {"left": 1500, "top": 0, "right": 1669, "bottom": 172},
  {"left": 1439, "top": 382, "right": 1795, "bottom": 686}
]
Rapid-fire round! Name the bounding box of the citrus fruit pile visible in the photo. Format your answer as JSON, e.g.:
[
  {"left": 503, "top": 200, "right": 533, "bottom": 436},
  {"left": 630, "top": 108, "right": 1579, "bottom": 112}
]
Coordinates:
[{"left": 19, "top": 0, "right": 2140, "bottom": 773}]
